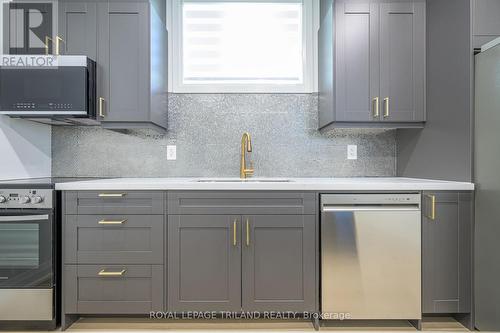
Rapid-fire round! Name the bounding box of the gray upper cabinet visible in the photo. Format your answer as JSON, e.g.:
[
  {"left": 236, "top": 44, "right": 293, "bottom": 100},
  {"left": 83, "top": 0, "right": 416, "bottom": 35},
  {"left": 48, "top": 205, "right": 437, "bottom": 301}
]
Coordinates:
[
  {"left": 473, "top": 0, "right": 500, "bottom": 49},
  {"left": 168, "top": 215, "right": 242, "bottom": 312},
  {"left": 97, "top": 1, "right": 167, "bottom": 131},
  {"left": 379, "top": 2, "right": 425, "bottom": 122},
  {"left": 242, "top": 215, "right": 317, "bottom": 312},
  {"left": 422, "top": 191, "right": 473, "bottom": 315},
  {"left": 334, "top": 2, "right": 379, "bottom": 122},
  {"left": 319, "top": 0, "right": 426, "bottom": 129},
  {"left": 58, "top": 2, "right": 97, "bottom": 59},
  {"left": 56, "top": 0, "right": 168, "bottom": 132}
]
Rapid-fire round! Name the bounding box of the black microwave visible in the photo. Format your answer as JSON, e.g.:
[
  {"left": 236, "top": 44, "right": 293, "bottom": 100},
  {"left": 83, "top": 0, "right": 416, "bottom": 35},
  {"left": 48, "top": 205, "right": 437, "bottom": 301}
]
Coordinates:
[{"left": 0, "top": 55, "right": 97, "bottom": 125}]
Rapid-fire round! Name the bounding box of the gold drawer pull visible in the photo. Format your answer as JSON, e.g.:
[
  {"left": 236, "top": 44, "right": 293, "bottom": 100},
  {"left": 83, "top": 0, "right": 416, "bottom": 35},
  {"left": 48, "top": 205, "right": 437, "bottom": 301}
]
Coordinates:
[
  {"left": 373, "top": 97, "right": 379, "bottom": 118},
  {"left": 98, "top": 219, "right": 126, "bottom": 225},
  {"left": 98, "top": 269, "right": 126, "bottom": 277},
  {"left": 383, "top": 97, "right": 390, "bottom": 118},
  {"left": 98, "top": 193, "right": 126, "bottom": 198},
  {"left": 246, "top": 219, "right": 250, "bottom": 246},
  {"left": 98, "top": 97, "right": 105, "bottom": 118},
  {"left": 233, "top": 219, "right": 237, "bottom": 246},
  {"left": 425, "top": 194, "right": 436, "bottom": 220}
]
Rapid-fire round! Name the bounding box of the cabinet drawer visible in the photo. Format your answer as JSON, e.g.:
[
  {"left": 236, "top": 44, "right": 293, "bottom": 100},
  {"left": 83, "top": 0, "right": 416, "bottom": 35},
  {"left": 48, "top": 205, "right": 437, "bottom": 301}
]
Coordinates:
[
  {"left": 168, "top": 191, "right": 316, "bottom": 215},
  {"left": 64, "top": 265, "right": 163, "bottom": 314},
  {"left": 65, "top": 215, "right": 164, "bottom": 264},
  {"left": 65, "top": 191, "right": 164, "bottom": 215}
]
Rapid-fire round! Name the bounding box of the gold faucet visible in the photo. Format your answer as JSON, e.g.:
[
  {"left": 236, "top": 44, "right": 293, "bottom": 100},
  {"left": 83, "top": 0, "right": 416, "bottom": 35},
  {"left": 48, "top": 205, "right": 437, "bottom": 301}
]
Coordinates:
[{"left": 240, "top": 132, "right": 254, "bottom": 179}]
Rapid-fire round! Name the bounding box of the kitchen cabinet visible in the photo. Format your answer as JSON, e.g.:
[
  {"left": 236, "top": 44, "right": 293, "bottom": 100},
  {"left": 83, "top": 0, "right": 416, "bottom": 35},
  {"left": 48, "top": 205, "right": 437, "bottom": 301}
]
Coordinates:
[
  {"left": 473, "top": 0, "right": 500, "bottom": 49},
  {"left": 318, "top": 0, "right": 425, "bottom": 129},
  {"left": 422, "top": 192, "right": 473, "bottom": 316},
  {"left": 242, "top": 215, "right": 316, "bottom": 312},
  {"left": 64, "top": 265, "right": 164, "bottom": 314},
  {"left": 62, "top": 191, "right": 166, "bottom": 329},
  {"left": 58, "top": 1, "right": 97, "bottom": 59},
  {"left": 167, "top": 215, "right": 242, "bottom": 312},
  {"left": 57, "top": 0, "right": 168, "bottom": 132},
  {"left": 167, "top": 191, "right": 318, "bottom": 313}
]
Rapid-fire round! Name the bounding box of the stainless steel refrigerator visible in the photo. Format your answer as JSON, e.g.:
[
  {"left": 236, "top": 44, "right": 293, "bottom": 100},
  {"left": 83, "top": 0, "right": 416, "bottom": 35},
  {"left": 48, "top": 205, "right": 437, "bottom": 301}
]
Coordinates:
[{"left": 475, "top": 37, "right": 500, "bottom": 331}]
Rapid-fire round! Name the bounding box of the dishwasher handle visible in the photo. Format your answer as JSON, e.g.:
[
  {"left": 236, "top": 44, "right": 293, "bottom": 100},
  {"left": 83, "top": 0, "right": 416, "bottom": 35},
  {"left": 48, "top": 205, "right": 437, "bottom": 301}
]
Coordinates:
[{"left": 322, "top": 205, "right": 420, "bottom": 212}]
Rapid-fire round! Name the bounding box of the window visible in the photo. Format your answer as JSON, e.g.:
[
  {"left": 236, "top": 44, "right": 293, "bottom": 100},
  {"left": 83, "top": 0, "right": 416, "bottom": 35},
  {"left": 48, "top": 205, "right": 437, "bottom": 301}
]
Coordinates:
[{"left": 167, "top": 0, "right": 318, "bottom": 93}]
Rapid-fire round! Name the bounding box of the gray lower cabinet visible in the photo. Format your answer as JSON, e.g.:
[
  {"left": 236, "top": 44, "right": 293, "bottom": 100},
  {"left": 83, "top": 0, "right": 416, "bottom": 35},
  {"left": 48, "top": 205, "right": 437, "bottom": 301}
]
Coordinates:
[
  {"left": 319, "top": 0, "right": 425, "bottom": 129},
  {"left": 168, "top": 215, "right": 317, "bottom": 312},
  {"left": 64, "top": 265, "right": 164, "bottom": 314},
  {"left": 422, "top": 191, "right": 473, "bottom": 314},
  {"left": 242, "top": 215, "right": 316, "bottom": 312},
  {"left": 65, "top": 215, "right": 164, "bottom": 264},
  {"left": 168, "top": 215, "right": 242, "bottom": 312},
  {"left": 65, "top": 191, "right": 165, "bottom": 215}
]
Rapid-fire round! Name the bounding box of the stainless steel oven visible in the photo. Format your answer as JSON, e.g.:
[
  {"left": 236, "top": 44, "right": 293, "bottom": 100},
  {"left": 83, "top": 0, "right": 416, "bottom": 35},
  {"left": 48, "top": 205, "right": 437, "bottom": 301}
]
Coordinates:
[
  {"left": 0, "top": 189, "right": 56, "bottom": 324},
  {"left": 0, "top": 55, "right": 97, "bottom": 125}
]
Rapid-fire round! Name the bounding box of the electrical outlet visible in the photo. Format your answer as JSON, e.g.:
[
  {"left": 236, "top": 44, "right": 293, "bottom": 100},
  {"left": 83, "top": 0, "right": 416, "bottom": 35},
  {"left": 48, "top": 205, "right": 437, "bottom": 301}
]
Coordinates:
[
  {"left": 167, "top": 145, "right": 177, "bottom": 160},
  {"left": 347, "top": 145, "right": 357, "bottom": 160}
]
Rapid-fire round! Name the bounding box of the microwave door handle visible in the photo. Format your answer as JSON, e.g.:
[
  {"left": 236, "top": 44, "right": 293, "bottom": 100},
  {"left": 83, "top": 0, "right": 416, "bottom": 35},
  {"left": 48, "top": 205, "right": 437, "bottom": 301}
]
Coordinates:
[{"left": 0, "top": 215, "right": 49, "bottom": 222}]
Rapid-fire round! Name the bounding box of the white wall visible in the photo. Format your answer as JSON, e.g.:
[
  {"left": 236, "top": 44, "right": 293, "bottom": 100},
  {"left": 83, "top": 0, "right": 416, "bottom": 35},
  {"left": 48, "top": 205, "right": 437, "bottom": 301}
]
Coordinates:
[
  {"left": 0, "top": 116, "right": 51, "bottom": 180},
  {"left": 0, "top": 4, "right": 52, "bottom": 180}
]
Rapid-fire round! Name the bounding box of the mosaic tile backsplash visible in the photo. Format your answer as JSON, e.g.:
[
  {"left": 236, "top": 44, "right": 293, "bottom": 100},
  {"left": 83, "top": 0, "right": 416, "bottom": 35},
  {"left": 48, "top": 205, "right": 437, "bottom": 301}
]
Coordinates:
[{"left": 52, "top": 94, "right": 396, "bottom": 177}]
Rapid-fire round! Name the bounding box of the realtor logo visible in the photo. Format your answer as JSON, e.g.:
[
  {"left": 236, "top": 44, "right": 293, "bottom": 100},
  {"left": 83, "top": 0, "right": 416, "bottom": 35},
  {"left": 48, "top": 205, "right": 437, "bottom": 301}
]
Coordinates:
[{"left": 4, "top": 1, "right": 56, "bottom": 54}]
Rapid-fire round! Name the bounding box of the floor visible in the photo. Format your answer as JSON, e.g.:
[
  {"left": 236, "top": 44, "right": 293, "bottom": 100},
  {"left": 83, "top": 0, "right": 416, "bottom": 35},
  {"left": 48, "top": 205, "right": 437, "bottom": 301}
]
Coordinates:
[{"left": 20, "top": 316, "right": 476, "bottom": 333}]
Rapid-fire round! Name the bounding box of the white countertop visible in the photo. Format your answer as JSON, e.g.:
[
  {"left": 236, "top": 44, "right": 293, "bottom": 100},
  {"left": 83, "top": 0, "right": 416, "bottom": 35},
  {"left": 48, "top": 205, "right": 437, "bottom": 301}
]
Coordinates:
[{"left": 54, "top": 177, "right": 474, "bottom": 191}]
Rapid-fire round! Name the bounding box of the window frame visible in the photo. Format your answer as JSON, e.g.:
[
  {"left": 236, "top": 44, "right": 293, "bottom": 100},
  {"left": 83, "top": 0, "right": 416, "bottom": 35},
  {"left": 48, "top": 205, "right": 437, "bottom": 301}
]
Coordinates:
[{"left": 167, "top": 0, "right": 318, "bottom": 93}]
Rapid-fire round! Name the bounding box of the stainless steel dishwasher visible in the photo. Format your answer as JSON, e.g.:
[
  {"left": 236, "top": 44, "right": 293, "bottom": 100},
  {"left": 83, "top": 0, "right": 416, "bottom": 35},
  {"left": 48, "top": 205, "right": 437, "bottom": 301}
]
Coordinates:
[{"left": 321, "top": 193, "right": 421, "bottom": 320}]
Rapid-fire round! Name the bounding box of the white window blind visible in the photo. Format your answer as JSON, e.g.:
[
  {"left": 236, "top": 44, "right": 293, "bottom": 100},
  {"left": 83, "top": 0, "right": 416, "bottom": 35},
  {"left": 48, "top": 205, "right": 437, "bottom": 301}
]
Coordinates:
[
  {"left": 168, "top": 0, "right": 317, "bottom": 93},
  {"left": 182, "top": 1, "right": 303, "bottom": 86}
]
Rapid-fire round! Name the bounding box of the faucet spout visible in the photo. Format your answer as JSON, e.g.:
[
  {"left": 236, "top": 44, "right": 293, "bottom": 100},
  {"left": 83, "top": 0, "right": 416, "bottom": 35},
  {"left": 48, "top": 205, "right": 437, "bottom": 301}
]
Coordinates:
[{"left": 240, "top": 132, "right": 254, "bottom": 179}]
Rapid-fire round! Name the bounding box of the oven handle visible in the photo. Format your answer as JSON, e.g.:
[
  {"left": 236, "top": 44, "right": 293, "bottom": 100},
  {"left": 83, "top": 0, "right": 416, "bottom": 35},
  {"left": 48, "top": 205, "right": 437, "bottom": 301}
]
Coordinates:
[{"left": 0, "top": 214, "right": 49, "bottom": 222}]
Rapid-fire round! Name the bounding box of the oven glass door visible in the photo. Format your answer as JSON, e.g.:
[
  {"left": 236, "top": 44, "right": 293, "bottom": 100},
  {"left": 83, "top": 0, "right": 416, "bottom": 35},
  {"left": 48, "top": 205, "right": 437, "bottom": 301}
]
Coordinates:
[
  {"left": 0, "top": 214, "right": 53, "bottom": 288},
  {"left": 0, "top": 66, "right": 87, "bottom": 114}
]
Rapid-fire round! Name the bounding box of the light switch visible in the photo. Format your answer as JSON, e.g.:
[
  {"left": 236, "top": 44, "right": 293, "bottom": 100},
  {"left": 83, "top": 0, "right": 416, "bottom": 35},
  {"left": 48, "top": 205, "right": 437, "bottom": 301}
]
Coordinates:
[
  {"left": 347, "top": 145, "right": 357, "bottom": 160},
  {"left": 167, "top": 145, "right": 177, "bottom": 160}
]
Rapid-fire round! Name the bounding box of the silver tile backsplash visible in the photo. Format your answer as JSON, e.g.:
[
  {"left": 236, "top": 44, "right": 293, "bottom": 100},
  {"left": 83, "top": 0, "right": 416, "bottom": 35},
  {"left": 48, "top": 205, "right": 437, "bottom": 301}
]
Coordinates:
[{"left": 52, "top": 94, "right": 396, "bottom": 177}]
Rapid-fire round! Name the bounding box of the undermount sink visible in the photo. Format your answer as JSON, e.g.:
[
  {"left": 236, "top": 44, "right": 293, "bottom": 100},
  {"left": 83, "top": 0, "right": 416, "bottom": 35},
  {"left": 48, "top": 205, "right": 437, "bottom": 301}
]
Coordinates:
[{"left": 196, "top": 178, "right": 292, "bottom": 183}]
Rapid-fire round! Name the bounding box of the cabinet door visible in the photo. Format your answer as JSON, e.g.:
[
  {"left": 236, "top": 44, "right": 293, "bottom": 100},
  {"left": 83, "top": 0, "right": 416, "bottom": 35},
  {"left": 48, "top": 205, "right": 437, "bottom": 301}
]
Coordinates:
[
  {"left": 168, "top": 215, "right": 241, "bottom": 312},
  {"left": 242, "top": 215, "right": 316, "bottom": 312},
  {"left": 422, "top": 192, "right": 473, "bottom": 314},
  {"left": 97, "top": 2, "right": 149, "bottom": 122},
  {"left": 380, "top": 1, "right": 425, "bottom": 122},
  {"left": 58, "top": 2, "right": 97, "bottom": 59},
  {"left": 335, "top": 1, "right": 379, "bottom": 121},
  {"left": 65, "top": 265, "right": 164, "bottom": 314}
]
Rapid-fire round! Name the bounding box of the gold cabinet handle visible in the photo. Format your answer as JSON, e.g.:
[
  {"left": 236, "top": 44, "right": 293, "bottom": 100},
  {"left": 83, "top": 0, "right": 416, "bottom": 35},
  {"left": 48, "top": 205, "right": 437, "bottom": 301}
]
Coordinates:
[
  {"left": 98, "top": 219, "right": 126, "bottom": 225},
  {"left": 45, "top": 36, "right": 52, "bottom": 55},
  {"left": 425, "top": 194, "right": 436, "bottom": 220},
  {"left": 373, "top": 97, "right": 380, "bottom": 118},
  {"left": 55, "top": 36, "right": 64, "bottom": 55},
  {"left": 246, "top": 219, "right": 250, "bottom": 246},
  {"left": 98, "top": 193, "right": 125, "bottom": 198},
  {"left": 383, "top": 97, "right": 389, "bottom": 118},
  {"left": 233, "top": 219, "right": 237, "bottom": 246},
  {"left": 98, "top": 97, "right": 105, "bottom": 118},
  {"left": 98, "top": 269, "right": 126, "bottom": 277}
]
